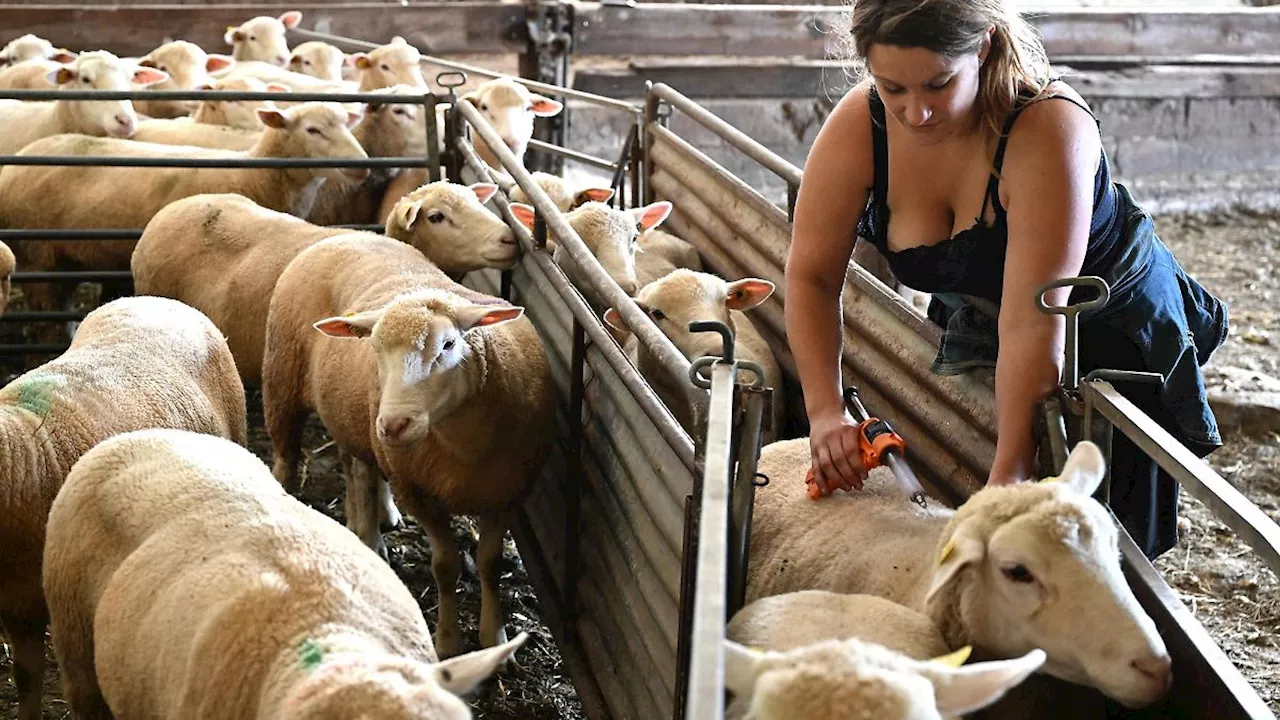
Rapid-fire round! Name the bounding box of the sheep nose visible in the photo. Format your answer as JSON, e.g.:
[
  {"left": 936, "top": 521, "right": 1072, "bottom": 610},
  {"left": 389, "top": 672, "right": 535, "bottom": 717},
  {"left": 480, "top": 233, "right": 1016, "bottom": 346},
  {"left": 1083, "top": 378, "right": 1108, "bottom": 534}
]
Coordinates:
[
  {"left": 618, "top": 279, "right": 638, "bottom": 295},
  {"left": 116, "top": 114, "right": 136, "bottom": 136},
  {"left": 1131, "top": 654, "right": 1173, "bottom": 693},
  {"left": 379, "top": 415, "right": 412, "bottom": 441},
  {"left": 276, "top": 55, "right": 289, "bottom": 66}
]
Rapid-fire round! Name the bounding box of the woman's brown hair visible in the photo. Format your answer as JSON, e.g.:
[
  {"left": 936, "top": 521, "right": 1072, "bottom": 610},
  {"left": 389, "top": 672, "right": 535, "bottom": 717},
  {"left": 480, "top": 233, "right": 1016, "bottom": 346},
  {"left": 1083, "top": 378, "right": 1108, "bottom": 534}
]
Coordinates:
[{"left": 834, "top": 0, "right": 1052, "bottom": 139}]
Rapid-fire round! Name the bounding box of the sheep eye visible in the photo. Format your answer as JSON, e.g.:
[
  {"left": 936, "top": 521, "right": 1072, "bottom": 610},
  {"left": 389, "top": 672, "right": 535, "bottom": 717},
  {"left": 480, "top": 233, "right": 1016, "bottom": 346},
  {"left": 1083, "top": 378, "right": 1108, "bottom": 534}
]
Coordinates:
[
  {"left": 249, "top": 35, "right": 257, "bottom": 41},
  {"left": 479, "top": 103, "right": 489, "bottom": 112},
  {"left": 427, "top": 211, "right": 445, "bottom": 224},
  {"left": 392, "top": 107, "right": 408, "bottom": 117},
  {"left": 81, "top": 76, "right": 91, "bottom": 84},
  {"left": 380, "top": 64, "right": 390, "bottom": 71},
  {"left": 442, "top": 338, "right": 456, "bottom": 350},
  {"left": 650, "top": 308, "right": 666, "bottom": 321},
  {"left": 306, "top": 127, "right": 322, "bottom": 136},
  {"left": 1002, "top": 565, "right": 1035, "bottom": 584}
]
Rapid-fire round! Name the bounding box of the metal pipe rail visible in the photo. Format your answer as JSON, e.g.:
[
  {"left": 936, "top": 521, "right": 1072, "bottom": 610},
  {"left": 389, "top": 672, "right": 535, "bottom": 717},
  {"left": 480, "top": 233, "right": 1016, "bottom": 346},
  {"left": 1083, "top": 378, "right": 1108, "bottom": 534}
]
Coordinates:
[
  {"left": 0, "top": 88, "right": 432, "bottom": 103},
  {"left": 289, "top": 26, "right": 643, "bottom": 114},
  {"left": 455, "top": 98, "right": 695, "bottom": 415},
  {"left": 684, "top": 359, "right": 736, "bottom": 720},
  {"left": 0, "top": 156, "right": 426, "bottom": 169},
  {"left": 452, "top": 126, "right": 697, "bottom": 473},
  {"left": 0, "top": 225, "right": 384, "bottom": 242},
  {"left": 1085, "top": 379, "right": 1280, "bottom": 579},
  {"left": 528, "top": 138, "right": 620, "bottom": 172}
]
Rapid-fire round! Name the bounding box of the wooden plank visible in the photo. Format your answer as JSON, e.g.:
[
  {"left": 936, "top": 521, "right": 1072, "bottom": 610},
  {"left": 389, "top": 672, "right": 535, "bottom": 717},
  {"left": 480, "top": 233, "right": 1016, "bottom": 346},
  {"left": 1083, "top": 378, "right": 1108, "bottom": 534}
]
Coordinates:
[
  {"left": 572, "top": 61, "right": 1280, "bottom": 99},
  {"left": 572, "top": 3, "right": 1280, "bottom": 60},
  {"left": 0, "top": 3, "right": 523, "bottom": 57}
]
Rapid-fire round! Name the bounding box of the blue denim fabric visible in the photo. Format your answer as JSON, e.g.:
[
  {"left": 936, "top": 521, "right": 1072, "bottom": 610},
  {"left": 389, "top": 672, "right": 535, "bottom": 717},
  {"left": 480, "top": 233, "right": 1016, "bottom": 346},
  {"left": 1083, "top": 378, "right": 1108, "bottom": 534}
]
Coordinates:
[{"left": 926, "top": 183, "right": 1230, "bottom": 457}]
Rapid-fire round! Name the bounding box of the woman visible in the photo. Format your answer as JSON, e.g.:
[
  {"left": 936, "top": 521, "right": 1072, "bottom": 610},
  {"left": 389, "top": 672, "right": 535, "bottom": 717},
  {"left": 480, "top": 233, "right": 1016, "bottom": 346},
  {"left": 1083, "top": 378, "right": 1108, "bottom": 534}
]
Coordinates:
[{"left": 784, "top": 0, "right": 1229, "bottom": 559}]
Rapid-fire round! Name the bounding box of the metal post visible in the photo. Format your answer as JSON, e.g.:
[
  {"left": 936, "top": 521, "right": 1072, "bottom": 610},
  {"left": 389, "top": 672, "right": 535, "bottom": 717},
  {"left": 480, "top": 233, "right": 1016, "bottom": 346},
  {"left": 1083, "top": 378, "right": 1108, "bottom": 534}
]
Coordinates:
[
  {"left": 563, "top": 318, "right": 587, "bottom": 641},
  {"left": 727, "top": 386, "right": 766, "bottom": 619},
  {"left": 520, "top": 0, "right": 573, "bottom": 175}
]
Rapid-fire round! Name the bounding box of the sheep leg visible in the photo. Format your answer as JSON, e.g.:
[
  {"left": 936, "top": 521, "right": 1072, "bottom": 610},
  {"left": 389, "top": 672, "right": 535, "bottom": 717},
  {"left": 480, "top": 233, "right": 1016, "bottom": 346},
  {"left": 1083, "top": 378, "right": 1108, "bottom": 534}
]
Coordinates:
[
  {"left": 2, "top": 614, "right": 48, "bottom": 720},
  {"left": 477, "top": 512, "right": 510, "bottom": 648},
  {"left": 343, "top": 454, "right": 388, "bottom": 561},
  {"left": 47, "top": 605, "right": 112, "bottom": 720},
  {"left": 264, "top": 392, "right": 306, "bottom": 495},
  {"left": 377, "top": 477, "right": 403, "bottom": 532},
  {"left": 420, "top": 507, "right": 462, "bottom": 658}
]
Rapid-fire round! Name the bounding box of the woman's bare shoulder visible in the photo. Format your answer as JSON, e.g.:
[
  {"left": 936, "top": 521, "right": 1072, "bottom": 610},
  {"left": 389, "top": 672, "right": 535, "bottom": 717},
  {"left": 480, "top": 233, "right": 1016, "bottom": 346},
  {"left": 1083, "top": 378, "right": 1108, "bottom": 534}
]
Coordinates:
[{"left": 801, "top": 81, "right": 876, "bottom": 191}]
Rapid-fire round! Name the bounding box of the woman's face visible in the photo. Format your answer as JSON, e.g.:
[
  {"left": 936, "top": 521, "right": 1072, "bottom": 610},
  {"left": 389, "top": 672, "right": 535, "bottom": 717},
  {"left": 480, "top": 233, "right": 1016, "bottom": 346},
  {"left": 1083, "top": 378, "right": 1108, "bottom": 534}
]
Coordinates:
[{"left": 867, "top": 38, "right": 989, "bottom": 144}]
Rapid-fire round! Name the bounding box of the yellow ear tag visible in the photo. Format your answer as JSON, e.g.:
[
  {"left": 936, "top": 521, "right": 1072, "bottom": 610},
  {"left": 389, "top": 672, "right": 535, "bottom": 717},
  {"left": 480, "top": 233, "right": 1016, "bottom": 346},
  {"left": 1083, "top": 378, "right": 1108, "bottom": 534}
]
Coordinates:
[
  {"left": 936, "top": 538, "right": 956, "bottom": 567},
  {"left": 1039, "top": 474, "right": 1062, "bottom": 484},
  {"left": 930, "top": 646, "right": 972, "bottom": 668}
]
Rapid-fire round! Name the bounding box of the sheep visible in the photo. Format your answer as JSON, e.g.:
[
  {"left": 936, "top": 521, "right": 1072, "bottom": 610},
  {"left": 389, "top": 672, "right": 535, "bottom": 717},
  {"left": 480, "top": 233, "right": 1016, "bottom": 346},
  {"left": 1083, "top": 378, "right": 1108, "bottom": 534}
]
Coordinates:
[
  {"left": 0, "top": 51, "right": 169, "bottom": 155},
  {"left": 509, "top": 200, "right": 672, "bottom": 301},
  {"left": 43, "top": 427, "right": 524, "bottom": 720},
  {"left": 0, "top": 240, "right": 13, "bottom": 317},
  {"left": 288, "top": 40, "right": 348, "bottom": 81},
  {"left": 601, "top": 269, "right": 783, "bottom": 442},
  {"left": 745, "top": 438, "right": 1175, "bottom": 709},
  {"left": 0, "top": 101, "right": 368, "bottom": 348},
  {"left": 508, "top": 170, "right": 615, "bottom": 213},
  {"left": 215, "top": 59, "right": 349, "bottom": 94},
  {"left": 190, "top": 76, "right": 291, "bottom": 129},
  {"left": 724, "top": 635, "right": 1046, "bottom": 720},
  {"left": 132, "top": 182, "right": 513, "bottom": 386},
  {"left": 305, "top": 84, "right": 434, "bottom": 227},
  {"left": 0, "top": 59, "right": 61, "bottom": 89},
  {"left": 728, "top": 590, "right": 949, "bottom": 659},
  {"left": 635, "top": 227, "right": 704, "bottom": 287},
  {"left": 225, "top": 10, "right": 302, "bottom": 67},
  {"left": 133, "top": 40, "right": 235, "bottom": 119},
  {"left": 262, "top": 234, "right": 553, "bottom": 657},
  {"left": 129, "top": 117, "right": 260, "bottom": 151},
  {"left": 0, "top": 34, "right": 74, "bottom": 67},
  {"left": 350, "top": 36, "right": 427, "bottom": 92},
  {"left": 0, "top": 295, "right": 247, "bottom": 720}
]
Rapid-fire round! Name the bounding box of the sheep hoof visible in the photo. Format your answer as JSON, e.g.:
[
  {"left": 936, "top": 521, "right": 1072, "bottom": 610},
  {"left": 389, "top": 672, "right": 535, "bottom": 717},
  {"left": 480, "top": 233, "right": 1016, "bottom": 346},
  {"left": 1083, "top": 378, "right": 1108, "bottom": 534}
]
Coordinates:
[{"left": 434, "top": 628, "right": 462, "bottom": 659}]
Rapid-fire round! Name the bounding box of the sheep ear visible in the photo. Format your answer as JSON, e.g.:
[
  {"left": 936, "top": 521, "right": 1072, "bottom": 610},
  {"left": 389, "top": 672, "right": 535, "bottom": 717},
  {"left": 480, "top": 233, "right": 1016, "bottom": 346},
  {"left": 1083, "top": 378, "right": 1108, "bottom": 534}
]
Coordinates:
[
  {"left": 602, "top": 307, "right": 631, "bottom": 336},
  {"left": 353, "top": 53, "right": 372, "bottom": 70},
  {"left": 925, "top": 519, "right": 985, "bottom": 606},
  {"left": 265, "top": 83, "right": 291, "bottom": 93},
  {"left": 435, "top": 632, "right": 527, "bottom": 697},
  {"left": 1045, "top": 441, "right": 1106, "bottom": 497},
  {"left": 205, "top": 54, "right": 235, "bottom": 73},
  {"left": 279, "top": 10, "right": 303, "bottom": 29},
  {"left": 225, "top": 28, "right": 245, "bottom": 46},
  {"left": 508, "top": 203, "right": 536, "bottom": 231},
  {"left": 920, "top": 649, "right": 1046, "bottom": 716},
  {"left": 51, "top": 50, "right": 77, "bottom": 64},
  {"left": 342, "top": 53, "right": 357, "bottom": 67},
  {"left": 314, "top": 310, "right": 382, "bottom": 339},
  {"left": 132, "top": 67, "right": 169, "bottom": 86},
  {"left": 723, "top": 640, "right": 768, "bottom": 696},
  {"left": 631, "top": 201, "right": 672, "bottom": 232},
  {"left": 257, "top": 108, "right": 289, "bottom": 129},
  {"left": 574, "top": 187, "right": 615, "bottom": 206},
  {"left": 456, "top": 305, "right": 524, "bottom": 333},
  {"left": 530, "top": 94, "right": 563, "bottom": 117},
  {"left": 49, "top": 66, "right": 76, "bottom": 85},
  {"left": 396, "top": 199, "right": 422, "bottom": 231},
  {"left": 468, "top": 182, "right": 498, "bottom": 205},
  {"left": 725, "top": 278, "right": 775, "bottom": 311}
]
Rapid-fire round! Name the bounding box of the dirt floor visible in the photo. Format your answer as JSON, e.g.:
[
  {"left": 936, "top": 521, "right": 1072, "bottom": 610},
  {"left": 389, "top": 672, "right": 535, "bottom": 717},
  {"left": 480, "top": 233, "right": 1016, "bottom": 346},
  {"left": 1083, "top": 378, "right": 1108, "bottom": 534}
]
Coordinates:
[
  {"left": 0, "top": 210, "right": 1276, "bottom": 719},
  {"left": 1152, "top": 209, "right": 1280, "bottom": 713}
]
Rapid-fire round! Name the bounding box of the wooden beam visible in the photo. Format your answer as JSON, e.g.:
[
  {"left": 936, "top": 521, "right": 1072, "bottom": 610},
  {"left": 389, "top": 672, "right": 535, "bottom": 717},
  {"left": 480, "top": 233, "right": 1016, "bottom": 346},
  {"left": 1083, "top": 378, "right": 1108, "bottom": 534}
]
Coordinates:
[
  {"left": 571, "top": 3, "right": 1280, "bottom": 60},
  {"left": 0, "top": 3, "right": 524, "bottom": 57},
  {"left": 571, "top": 61, "right": 1280, "bottom": 100}
]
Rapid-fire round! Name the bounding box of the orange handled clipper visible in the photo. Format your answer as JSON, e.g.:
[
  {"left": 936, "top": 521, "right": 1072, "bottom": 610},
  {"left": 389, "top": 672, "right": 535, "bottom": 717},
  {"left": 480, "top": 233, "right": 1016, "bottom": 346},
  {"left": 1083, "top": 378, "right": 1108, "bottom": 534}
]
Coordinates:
[{"left": 805, "top": 387, "right": 927, "bottom": 508}]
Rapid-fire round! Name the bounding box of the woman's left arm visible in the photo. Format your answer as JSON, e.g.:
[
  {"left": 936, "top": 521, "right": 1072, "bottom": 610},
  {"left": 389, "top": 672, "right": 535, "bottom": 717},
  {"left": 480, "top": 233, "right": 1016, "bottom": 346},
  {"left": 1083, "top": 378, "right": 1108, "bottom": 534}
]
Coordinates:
[{"left": 989, "top": 98, "right": 1103, "bottom": 485}]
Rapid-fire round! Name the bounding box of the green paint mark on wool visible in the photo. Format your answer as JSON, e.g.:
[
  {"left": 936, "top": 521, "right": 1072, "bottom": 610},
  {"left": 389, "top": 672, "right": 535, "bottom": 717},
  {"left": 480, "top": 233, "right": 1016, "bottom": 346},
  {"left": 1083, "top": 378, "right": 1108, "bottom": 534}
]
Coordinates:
[
  {"left": 298, "top": 638, "right": 325, "bottom": 672},
  {"left": 11, "top": 376, "right": 65, "bottom": 417}
]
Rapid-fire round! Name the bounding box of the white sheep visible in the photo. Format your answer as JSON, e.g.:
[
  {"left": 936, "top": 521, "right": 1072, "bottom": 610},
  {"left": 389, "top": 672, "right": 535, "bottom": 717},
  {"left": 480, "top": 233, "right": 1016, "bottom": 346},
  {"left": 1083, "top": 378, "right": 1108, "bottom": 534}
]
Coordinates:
[
  {"left": 129, "top": 118, "right": 260, "bottom": 151},
  {"left": 636, "top": 227, "right": 704, "bottom": 288},
  {"left": 0, "top": 51, "right": 169, "bottom": 154},
  {"left": 508, "top": 170, "right": 615, "bottom": 213},
  {"left": 350, "top": 36, "right": 427, "bottom": 92},
  {"left": 133, "top": 40, "right": 235, "bottom": 119},
  {"left": 288, "top": 40, "right": 348, "bottom": 81},
  {"left": 509, "top": 200, "right": 671, "bottom": 300},
  {"left": 0, "top": 296, "right": 247, "bottom": 720},
  {"left": 215, "top": 59, "right": 349, "bottom": 94},
  {"left": 603, "top": 269, "right": 784, "bottom": 442},
  {"left": 305, "top": 84, "right": 435, "bottom": 227},
  {"left": 746, "top": 439, "right": 1175, "bottom": 709},
  {"left": 461, "top": 77, "right": 562, "bottom": 171},
  {"left": 724, "top": 635, "right": 1046, "bottom": 720},
  {"left": 132, "top": 182, "right": 514, "bottom": 387},
  {"left": 728, "top": 590, "right": 949, "bottom": 659},
  {"left": 0, "top": 34, "right": 74, "bottom": 67},
  {"left": 0, "top": 58, "right": 62, "bottom": 89},
  {"left": 190, "top": 76, "right": 291, "bottom": 129},
  {"left": 0, "top": 102, "right": 368, "bottom": 347},
  {"left": 43, "top": 427, "right": 524, "bottom": 720},
  {"left": 225, "top": 10, "right": 302, "bottom": 67},
  {"left": 0, "top": 241, "right": 13, "bottom": 317},
  {"left": 262, "top": 234, "right": 553, "bottom": 657}
]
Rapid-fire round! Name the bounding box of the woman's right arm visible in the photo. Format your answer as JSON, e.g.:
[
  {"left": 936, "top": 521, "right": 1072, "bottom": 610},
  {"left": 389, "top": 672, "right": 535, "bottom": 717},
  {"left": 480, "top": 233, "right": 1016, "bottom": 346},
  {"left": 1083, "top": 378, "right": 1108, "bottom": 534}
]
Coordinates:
[{"left": 784, "top": 83, "right": 877, "bottom": 495}]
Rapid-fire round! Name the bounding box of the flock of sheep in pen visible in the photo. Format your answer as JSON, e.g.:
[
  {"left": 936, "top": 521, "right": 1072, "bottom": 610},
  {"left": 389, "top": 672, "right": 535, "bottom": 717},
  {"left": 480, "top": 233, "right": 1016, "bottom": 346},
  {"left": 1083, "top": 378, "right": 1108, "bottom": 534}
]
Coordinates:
[{"left": 0, "top": 9, "right": 1193, "bottom": 720}]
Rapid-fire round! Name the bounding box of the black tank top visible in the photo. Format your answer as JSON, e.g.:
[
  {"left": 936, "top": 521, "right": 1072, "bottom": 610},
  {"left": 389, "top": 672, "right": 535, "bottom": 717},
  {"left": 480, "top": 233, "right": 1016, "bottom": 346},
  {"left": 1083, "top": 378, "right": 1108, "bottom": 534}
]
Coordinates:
[{"left": 855, "top": 85, "right": 1129, "bottom": 304}]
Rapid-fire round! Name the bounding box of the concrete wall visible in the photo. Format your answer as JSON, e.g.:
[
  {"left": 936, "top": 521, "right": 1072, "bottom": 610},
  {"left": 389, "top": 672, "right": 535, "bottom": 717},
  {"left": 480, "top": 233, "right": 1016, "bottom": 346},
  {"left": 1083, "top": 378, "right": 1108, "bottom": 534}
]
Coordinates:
[{"left": 567, "top": 93, "right": 1280, "bottom": 214}]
